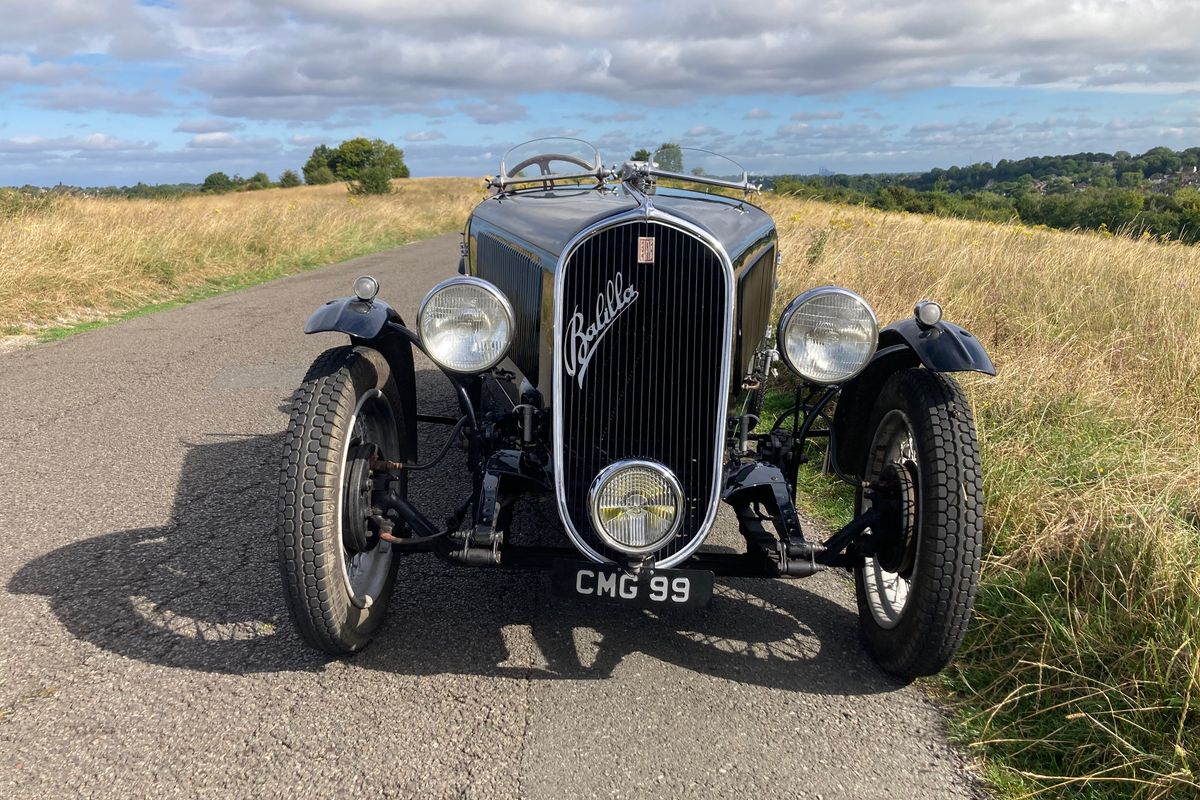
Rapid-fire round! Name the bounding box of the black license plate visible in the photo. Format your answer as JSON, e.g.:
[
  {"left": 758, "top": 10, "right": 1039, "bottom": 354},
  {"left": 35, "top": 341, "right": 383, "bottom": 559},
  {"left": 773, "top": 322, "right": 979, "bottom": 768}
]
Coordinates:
[{"left": 550, "top": 560, "right": 713, "bottom": 610}]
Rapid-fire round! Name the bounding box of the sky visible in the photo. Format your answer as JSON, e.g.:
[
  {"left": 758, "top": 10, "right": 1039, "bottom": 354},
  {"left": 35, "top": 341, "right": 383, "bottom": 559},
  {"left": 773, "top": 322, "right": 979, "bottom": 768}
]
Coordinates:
[{"left": 3, "top": 0, "right": 1200, "bottom": 186}]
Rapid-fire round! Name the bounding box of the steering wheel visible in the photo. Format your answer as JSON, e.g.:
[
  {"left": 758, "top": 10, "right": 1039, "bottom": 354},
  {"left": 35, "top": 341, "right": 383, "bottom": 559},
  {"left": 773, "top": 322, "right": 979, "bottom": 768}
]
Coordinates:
[{"left": 505, "top": 153, "right": 595, "bottom": 178}]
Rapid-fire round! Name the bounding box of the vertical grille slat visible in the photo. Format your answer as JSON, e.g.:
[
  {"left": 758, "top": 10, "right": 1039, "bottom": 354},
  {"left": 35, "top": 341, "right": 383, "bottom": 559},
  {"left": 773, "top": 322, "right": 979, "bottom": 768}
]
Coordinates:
[
  {"left": 735, "top": 245, "right": 777, "bottom": 379},
  {"left": 476, "top": 234, "right": 541, "bottom": 380},
  {"left": 557, "top": 221, "right": 729, "bottom": 563}
]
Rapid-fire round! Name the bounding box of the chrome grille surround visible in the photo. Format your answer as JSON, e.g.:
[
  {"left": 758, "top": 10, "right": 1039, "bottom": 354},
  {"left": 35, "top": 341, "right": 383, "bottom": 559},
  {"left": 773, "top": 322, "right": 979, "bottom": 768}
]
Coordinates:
[{"left": 552, "top": 208, "right": 735, "bottom": 567}]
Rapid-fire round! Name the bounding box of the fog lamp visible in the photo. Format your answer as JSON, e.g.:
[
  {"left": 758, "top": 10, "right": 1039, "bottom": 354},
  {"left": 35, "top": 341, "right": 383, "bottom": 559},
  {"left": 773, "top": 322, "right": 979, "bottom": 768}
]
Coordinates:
[
  {"left": 417, "top": 277, "right": 513, "bottom": 373},
  {"left": 588, "top": 460, "right": 684, "bottom": 555},
  {"left": 777, "top": 286, "right": 878, "bottom": 384},
  {"left": 914, "top": 299, "right": 942, "bottom": 328}
]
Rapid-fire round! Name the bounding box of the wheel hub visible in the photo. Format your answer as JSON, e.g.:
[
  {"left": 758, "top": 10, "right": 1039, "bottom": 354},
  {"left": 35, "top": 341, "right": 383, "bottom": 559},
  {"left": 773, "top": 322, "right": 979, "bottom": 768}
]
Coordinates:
[
  {"left": 343, "top": 443, "right": 381, "bottom": 553},
  {"left": 871, "top": 460, "right": 918, "bottom": 576}
]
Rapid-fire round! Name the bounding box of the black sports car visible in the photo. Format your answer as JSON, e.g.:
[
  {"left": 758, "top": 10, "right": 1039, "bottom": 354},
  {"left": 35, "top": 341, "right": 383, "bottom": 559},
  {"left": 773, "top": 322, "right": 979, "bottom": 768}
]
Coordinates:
[{"left": 277, "top": 139, "right": 994, "bottom": 680}]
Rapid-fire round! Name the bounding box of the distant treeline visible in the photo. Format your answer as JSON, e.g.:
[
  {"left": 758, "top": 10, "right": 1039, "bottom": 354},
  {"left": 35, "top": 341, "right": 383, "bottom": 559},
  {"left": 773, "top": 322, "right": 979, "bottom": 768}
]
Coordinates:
[
  {"left": 766, "top": 146, "right": 1200, "bottom": 244},
  {"left": 3, "top": 137, "right": 410, "bottom": 200}
]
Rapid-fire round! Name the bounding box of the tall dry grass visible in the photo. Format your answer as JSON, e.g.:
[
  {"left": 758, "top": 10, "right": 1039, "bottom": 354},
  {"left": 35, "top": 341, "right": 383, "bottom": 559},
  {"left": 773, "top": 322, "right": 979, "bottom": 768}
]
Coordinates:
[
  {"left": 0, "top": 178, "right": 484, "bottom": 334},
  {"left": 764, "top": 195, "right": 1200, "bottom": 798}
]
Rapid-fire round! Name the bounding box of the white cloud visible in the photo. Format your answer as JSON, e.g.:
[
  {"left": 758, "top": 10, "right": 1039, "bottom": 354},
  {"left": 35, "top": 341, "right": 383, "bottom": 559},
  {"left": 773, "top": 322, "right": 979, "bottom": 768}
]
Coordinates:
[
  {"left": 34, "top": 84, "right": 169, "bottom": 116},
  {"left": 9, "top": 1, "right": 1200, "bottom": 126},
  {"left": 0, "top": 133, "right": 155, "bottom": 153},
  {"left": 156, "top": 1, "right": 1200, "bottom": 121},
  {"left": 0, "top": 54, "right": 85, "bottom": 85},
  {"left": 187, "top": 132, "right": 278, "bottom": 150},
  {"left": 791, "top": 110, "right": 843, "bottom": 121},
  {"left": 581, "top": 111, "right": 646, "bottom": 123},
  {"left": 457, "top": 99, "right": 528, "bottom": 124},
  {"left": 175, "top": 118, "right": 243, "bottom": 134},
  {"left": 6, "top": 0, "right": 1200, "bottom": 182}
]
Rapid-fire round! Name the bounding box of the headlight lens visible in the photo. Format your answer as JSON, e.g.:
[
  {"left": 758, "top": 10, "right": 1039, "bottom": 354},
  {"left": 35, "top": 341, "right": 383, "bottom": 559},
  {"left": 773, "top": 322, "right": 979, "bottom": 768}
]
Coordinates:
[
  {"left": 588, "top": 460, "right": 684, "bottom": 555},
  {"left": 778, "top": 287, "right": 878, "bottom": 384},
  {"left": 417, "top": 277, "right": 513, "bottom": 373}
]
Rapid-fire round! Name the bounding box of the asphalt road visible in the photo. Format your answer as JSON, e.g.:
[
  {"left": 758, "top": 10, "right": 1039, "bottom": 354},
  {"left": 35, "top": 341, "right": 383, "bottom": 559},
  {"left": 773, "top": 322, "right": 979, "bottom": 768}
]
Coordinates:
[{"left": 0, "top": 234, "right": 985, "bottom": 799}]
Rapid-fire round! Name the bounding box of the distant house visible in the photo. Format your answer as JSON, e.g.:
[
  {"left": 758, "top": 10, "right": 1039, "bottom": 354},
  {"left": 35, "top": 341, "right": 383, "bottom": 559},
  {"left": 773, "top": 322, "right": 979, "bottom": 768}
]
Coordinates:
[{"left": 1178, "top": 166, "right": 1200, "bottom": 187}]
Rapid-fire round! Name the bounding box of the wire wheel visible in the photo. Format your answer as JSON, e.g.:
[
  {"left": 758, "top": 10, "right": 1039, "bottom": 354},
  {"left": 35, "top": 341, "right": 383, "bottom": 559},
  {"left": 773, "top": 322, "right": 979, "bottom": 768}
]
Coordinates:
[
  {"left": 853, "top": 368, "right": 983, "bottom": 680},
  {"left": 277, "top": 346, "right": 410, "bottom": 654},
  {"left": 337, "top": 388, "right": 397, "bottom": 608},
  {"left": 860, "top": 410, "right": 920, "bottom": 630}
]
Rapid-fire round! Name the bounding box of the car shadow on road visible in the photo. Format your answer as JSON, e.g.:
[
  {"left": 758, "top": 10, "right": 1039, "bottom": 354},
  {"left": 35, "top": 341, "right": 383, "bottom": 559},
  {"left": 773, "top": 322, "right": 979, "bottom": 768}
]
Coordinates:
[{"left": 9, "top": 376, "right": 902, "bottom": 696}]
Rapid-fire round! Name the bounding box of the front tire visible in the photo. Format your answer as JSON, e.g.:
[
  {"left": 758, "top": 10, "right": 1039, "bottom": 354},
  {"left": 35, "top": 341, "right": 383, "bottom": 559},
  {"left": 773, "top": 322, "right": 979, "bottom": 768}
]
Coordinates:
[
  {"left": 854, "top": 368, "right": 983, "bottom": 680},
  {"left": 277, "top": 345, "right": 409, "bottom": 654}
]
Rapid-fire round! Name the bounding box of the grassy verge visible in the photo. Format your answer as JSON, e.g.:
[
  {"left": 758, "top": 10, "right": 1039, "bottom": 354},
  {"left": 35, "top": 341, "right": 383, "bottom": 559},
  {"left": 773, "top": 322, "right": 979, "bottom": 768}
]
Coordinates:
[
  {"left": 763, "top": 195, "right": 1200, "bottom": 798},
  {"left": 0, "top": 177, "right": 484, "bottom": 340}
]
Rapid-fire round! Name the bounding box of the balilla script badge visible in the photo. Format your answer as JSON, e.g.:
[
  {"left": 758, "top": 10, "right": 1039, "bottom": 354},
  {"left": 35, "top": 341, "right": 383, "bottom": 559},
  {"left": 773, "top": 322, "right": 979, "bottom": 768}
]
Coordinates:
[{"left": 563, "top": 272, "right": 639, "bottom": 387}]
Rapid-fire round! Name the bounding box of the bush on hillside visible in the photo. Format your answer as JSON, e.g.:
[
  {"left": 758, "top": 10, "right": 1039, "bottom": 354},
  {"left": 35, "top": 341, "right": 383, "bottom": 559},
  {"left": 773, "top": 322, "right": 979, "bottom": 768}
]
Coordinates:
[
  {"left": 348, "top": 165, "right": 395, "bottom": 195},
  {"left": 201, "top": 171, "right": 234, "bottom": 193}
]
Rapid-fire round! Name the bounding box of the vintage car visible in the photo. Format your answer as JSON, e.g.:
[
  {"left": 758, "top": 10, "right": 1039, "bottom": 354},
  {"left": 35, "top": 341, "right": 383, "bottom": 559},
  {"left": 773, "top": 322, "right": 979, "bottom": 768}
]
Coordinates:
[{"left": 276, "top": 139, "right": 994, "bottom": 679}]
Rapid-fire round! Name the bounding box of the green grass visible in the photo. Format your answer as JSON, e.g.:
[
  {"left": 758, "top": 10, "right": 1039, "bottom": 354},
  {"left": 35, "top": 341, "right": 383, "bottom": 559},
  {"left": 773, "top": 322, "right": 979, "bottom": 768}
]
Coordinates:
[
  {"left": 760, "top": 382, "right": 1200, "bottom": 799},
  {"left": 755, "top": 387, "right": 855, "bottom": 527}
]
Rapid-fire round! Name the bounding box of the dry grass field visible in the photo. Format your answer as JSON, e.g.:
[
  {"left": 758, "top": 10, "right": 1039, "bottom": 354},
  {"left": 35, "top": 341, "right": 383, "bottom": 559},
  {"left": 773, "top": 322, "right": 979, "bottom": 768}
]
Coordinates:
[
  {"left": 2, "top": 180, "right": 1197, "bottom": 797},
  {"left": 0, "top": 178, "right": 484, "bottom": 339},
  {"left": 763, "top": 193, "right": 1200, "bottom": 799}
]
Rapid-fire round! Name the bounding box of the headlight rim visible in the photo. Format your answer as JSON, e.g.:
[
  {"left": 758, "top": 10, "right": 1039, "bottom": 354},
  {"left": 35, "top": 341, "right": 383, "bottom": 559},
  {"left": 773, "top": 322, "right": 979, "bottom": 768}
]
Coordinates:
[
  {"left": 777, "top": 285, "right": 879, "bottom": 385},
  {"left": 416, "top": 275, "right": 515, "bottom": 374},
  {"left": 587, "top": 459, "right": 685, "bottom": 556}
]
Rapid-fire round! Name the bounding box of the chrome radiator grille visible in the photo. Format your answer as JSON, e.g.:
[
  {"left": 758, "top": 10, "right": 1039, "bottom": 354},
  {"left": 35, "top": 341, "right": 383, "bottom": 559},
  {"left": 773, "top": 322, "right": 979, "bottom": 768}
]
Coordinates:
[{"left": 555, "top": 220, "right": 731, "bottom": 564}]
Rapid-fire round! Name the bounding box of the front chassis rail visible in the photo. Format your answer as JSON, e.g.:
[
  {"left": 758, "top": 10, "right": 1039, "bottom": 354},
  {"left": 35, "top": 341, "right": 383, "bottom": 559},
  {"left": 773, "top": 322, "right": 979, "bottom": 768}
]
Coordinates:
[{"left": 372, "top": 442, "right": 887, "bottom": 578}]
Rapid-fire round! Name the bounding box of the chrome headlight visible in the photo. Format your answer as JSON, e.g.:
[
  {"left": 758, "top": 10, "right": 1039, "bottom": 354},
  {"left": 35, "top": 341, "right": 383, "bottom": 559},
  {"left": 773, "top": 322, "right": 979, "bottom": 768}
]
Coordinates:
[
  {"left": 417, "top": 277, "right": 513, "bottom": 373},
  {"left": 588, "top": 460, "right": 684, "bottom": 555},
  {"left": 777, "top": 287, "right": 878, "bottom": 384}
]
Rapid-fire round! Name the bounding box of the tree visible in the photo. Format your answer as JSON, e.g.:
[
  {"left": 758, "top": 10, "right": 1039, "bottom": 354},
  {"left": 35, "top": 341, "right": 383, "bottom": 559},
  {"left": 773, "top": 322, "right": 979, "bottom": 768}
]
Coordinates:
[
  {"left": 349, "top": 165, "right": 395, "bottom": 195},
  {"left": 326, "top": 137, "right": 409, "bottom": 181},
  {"left": 1118, "top": 171, "right": 1142, "bottom": 189},
  {"left": 364, "top": 138, "right": 408, "bottom": 179},
  {"left": 303, "top": 138, "right": 409, "bottom": 185},
  {"left": 329, "top": 137, "right": 374, "bottom": 180},
  {"left": 201, "top": 171, "right": 233, "bottom": 193},
  {"left": 631, "top": 148, "right": 651, "bottom": 161},
  {"left": 307, "top": 165, "right": 335, "bottom": 185},
  {"left": 278, "top": 169, "right": 301, "bottom": 188},
  {"left": 303, "top": 145, "right": 337, "bottom": 184},
  {"left": 655, "top": 143, "right": 683, "bottom": 172},
  {"left": 245, "top": 171, "right": 272, "bottom": 190}
]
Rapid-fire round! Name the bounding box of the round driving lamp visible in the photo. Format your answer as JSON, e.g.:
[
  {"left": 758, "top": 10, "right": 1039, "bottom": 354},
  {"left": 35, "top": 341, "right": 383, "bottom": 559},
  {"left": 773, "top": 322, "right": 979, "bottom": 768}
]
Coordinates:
[
  {"left": 777, "top": 286, "right": 878, "bottom": 384},
  {"left": 588, "top": 460, "right": 684, "bottom": 555},
  {"left": 417, "top": 277, "right": 514, "bottom": 373},
  {"left": 914, "top": 299, "right": 943, "bottom": 328},
  {"left": 353, "top": 274, "right": 379, "bottom": 302}
]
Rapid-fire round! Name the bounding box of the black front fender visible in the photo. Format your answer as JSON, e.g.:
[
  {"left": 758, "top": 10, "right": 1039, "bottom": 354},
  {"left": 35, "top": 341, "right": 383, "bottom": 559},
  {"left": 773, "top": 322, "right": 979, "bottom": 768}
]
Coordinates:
[
  {"left": 303, "top": 296, "right": 418, "bottom": 458},
  {"left": 879, "top": 317, "right": 995, "bottom": 376},
  {"left": 304, "top": 295, "right": 394, "bottom": 339},
  {"left": 831, "top": 317, "right": 994, "bottom": 479}
]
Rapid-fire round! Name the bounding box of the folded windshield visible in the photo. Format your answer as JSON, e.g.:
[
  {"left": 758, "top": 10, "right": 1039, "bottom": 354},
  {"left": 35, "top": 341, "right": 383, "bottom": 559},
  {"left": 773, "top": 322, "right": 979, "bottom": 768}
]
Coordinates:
[
  {"left": 492, "top": 138, "right": 755, "bottom": 195},
  {"left": 496, "top": 138, "right": 604, "bottom": 188},
  {"left": 650, "top": 146, "right": 750, "bottom": 190}
]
